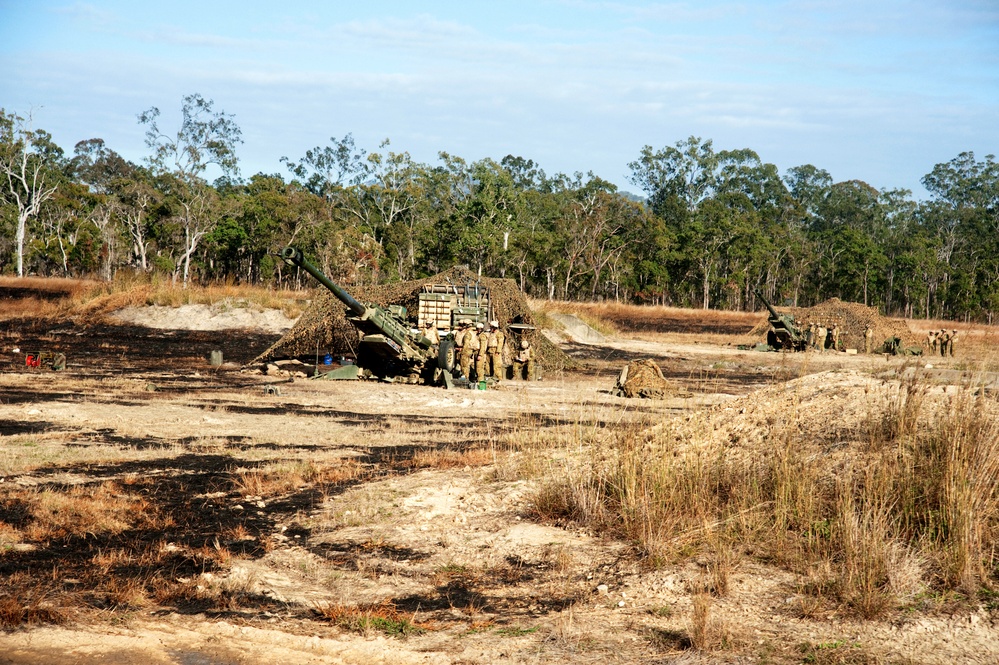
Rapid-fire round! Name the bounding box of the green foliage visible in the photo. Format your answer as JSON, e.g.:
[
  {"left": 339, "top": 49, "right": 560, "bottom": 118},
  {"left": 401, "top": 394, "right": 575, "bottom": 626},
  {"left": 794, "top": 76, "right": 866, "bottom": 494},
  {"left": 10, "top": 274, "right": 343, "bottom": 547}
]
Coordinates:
[{"left": 2, "top": 102, "right": 998, "bottom": 320}]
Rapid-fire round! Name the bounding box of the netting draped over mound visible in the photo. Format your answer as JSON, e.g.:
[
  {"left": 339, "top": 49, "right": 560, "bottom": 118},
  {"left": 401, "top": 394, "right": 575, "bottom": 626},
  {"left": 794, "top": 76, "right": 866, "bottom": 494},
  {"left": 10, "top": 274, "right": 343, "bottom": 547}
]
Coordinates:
[
  {"left": 613, "top": 359, "right": 677, "bottom": 399},
  {"left": 254, "top": 266, "right": 571, "bottom": 372},
  {"left": 749, "top": 297, "right": 919, "bottom": 351}
]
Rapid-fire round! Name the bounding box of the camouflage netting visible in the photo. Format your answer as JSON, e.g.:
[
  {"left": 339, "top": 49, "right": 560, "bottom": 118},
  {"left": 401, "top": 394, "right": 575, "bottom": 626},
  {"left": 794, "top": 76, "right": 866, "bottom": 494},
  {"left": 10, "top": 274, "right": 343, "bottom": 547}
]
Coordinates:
[
  {"left": 254, "top": 266, "right": 573, "bottom": 372},
  {"left": 748, "top": 297, "right": 920, "bottom": 351},
  {"left": 613, "top": 359, "right": 677, "bottom": 399}
]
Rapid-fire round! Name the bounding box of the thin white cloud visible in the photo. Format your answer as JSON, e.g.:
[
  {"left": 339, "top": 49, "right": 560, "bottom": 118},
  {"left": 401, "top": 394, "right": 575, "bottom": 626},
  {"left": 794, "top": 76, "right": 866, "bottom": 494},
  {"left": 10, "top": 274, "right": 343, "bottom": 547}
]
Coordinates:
[{"left": 52, "top": 2, "right": 115, "bottom": 25}]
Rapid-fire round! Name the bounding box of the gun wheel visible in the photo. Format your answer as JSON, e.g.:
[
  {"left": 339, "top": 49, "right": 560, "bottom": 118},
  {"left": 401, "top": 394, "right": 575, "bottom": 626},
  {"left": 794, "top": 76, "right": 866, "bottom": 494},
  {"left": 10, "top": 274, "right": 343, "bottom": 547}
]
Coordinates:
[{"left": 438, "top": 338, "right": 456, "bottom": 373}]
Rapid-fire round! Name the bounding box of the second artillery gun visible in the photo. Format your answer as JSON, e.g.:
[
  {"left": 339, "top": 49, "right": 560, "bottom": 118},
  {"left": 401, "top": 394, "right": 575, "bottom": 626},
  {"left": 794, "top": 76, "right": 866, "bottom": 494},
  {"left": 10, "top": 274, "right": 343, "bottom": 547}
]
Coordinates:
[
  {"left": 281, "top": 247, "right": 457, "bottom": 385},
  {"left": 754, "top": 289, "right": 808, "bottom": 351}
]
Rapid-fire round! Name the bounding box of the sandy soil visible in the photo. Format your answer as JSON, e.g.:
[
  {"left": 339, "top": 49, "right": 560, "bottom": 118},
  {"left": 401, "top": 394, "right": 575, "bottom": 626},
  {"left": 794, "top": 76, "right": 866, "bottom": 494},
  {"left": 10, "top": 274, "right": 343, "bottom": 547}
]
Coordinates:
[{"left": 1, "top": 302, "right": 997, "bottom": 664}]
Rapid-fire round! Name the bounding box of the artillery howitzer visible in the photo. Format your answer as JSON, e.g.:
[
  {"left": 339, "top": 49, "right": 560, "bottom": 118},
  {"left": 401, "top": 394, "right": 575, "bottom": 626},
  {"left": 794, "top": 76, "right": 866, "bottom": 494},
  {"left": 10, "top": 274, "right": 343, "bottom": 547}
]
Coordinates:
[
  {"left": 754, "top": 289, "right": 808, "bottom": 351},
  {"left": 280, "top": 247, "right": 456, "bottom": 385}
]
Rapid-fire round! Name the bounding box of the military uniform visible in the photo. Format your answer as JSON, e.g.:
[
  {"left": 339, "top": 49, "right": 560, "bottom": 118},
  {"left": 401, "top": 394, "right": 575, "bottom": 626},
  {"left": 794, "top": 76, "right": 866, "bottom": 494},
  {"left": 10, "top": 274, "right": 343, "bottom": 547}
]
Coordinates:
[
  {"left": 816, "top": 325, "right": 828, "bottom": 352},
  {"left": 949, "top": 329, "right": 958, "bottom": 357},
  {"left": 456, "top": 321, "right": 475, "bottom": 379},
  {"left": 423, "top": 322, "right": 440, "bottom": 347},
  {"left": 864, "top": 325, "right": 874, "bottom": 354},
  {"left": 485, "top": 320, "right": 505, "bottom": 380},
  {"left": 830, "top": 324, "right": 840, "bottom": 351},
  {"left": 513, "top": 340, "right": 534, "bottom": 380},
  {"left": 938, "top": 329, "right": 950, "bottom": 357},
  {"left": 472, "top": 323, "right": 487, "bottom": 381}
]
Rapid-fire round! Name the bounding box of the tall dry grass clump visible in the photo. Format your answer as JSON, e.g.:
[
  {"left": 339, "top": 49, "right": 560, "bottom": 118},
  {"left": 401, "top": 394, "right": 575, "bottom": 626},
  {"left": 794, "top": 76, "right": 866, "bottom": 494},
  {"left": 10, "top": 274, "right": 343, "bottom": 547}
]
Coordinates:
[
  {"left": 0, "top": 273, "right": 307, "bottom": 323},
  {"left": 528, "top": 374, "right": 999, "bottom": 615}
]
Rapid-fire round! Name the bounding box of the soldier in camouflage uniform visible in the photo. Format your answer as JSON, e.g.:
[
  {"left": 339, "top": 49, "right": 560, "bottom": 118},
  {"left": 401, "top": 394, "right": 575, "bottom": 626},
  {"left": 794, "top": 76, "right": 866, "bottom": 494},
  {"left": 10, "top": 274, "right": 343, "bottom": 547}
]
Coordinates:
[
  {"left": 485, "top": 320, "right": 505, "bottom": 380},
  {"left": 938, "top": 329, "right": 950, "bottom": 357},
  {"left": 455, "top": 320, "right": 474, "bottom": 379},
  {"left": 423, "top": 320, "right": 440, "bottom": 347},
  {"left": 513, "top": 339, "right": 534, "bottom": 380},
  {"left": 949, "top": 329, "right": 958, "bottom": 357},
  {"left": 864, "top": 325, "right": 874, "bottom": 354},
  {"left": 472, "top": 322, "right": 486, "bottom": 381},
  {"left": 816, "top": 324, "right": 828, "bottom": 352},
  {"left": 926, "top": 330, "right": 937, "bottom": 354}
]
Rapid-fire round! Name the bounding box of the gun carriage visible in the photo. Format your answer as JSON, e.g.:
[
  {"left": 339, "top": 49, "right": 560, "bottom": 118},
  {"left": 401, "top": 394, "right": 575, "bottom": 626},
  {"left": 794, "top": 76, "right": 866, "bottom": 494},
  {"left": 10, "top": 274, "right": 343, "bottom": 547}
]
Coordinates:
[
  {"left": 754, "top": 289, "right": 809, "bottom": 351},
  {"left": 280, "top": 246, "right": 457, "bottom": 384}
]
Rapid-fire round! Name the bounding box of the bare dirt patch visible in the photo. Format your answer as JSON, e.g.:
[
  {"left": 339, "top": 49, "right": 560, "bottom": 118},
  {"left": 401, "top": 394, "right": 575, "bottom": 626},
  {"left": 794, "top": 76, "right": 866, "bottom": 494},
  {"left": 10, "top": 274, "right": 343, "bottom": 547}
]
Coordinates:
[{"left": 1, "top": 283, "right": 997, "bottom": 664}]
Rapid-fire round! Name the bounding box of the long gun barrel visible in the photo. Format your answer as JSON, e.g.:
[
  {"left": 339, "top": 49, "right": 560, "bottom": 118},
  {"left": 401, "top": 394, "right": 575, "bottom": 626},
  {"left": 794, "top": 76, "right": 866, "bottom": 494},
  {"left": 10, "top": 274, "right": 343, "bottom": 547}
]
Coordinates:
[
  {"left": 754, "top": 289, "right": 781, "bottom": 320},
  {"left": 280, "top": 246, "right": 433, "bottom": 361},
  {"left": 281, "top": 247, "right": 367, "bottom": 318}
]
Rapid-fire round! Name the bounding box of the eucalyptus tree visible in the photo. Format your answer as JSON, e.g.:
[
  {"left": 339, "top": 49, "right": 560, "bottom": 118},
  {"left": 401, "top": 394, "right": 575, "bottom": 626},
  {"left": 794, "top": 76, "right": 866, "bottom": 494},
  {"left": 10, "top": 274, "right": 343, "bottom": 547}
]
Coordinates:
[
  {"left": 451, "top": 158, "right": 519, "bottom": 277},
  {"left": 0, "top": 110, "right": 61, "bottom": 276},
  {"left": 921, "top": 152, "right": 999, "bottom": 319},
  {"left": 138, "top": 93, "right": 242, "bottom": 286},
  {"left": 809, "top": 180, "right": 885, "bottom": 306},
  {"left": 628, "top": 136, "right": 717, "bottom": 217}
]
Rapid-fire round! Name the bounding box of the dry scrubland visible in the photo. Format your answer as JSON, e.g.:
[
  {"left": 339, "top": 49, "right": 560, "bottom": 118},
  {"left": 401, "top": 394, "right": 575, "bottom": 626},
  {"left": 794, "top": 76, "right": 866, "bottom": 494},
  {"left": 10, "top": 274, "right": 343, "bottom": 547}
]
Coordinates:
[{"left": 1, "top": 283, "right": 998, "bottom": 664}]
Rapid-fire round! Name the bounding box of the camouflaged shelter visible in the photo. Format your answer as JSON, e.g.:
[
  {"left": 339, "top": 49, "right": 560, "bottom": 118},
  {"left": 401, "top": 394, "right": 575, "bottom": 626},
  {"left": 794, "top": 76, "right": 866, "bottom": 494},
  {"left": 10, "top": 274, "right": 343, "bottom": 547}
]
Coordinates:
[{"left": 255, "top": 266, "right": 571, "bottom": 372}]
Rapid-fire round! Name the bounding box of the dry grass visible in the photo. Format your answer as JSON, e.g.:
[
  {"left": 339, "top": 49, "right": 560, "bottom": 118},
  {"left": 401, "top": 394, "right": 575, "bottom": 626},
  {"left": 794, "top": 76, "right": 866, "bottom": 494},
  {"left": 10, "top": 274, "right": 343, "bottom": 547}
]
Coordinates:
[
  {"left": 0, "top": 274, "right": 308, "bottom": 323},
  {"left": 233, "top": 459, "right": 364, "bottom": 498},
  {"left": 313, "top": 600, "right": 429, "bottom": 636},
  {"left": 0, "top": 580, "right": 67, "bottom": 628},
  {"left": 526, "top": 371, "right": 999, "bottom": 618},
  {"left": 531, "top": 298, "right": 759, "bottom": 331},
  {"left": 10, "top": 482, "right": 154, "bottom": 543},
  {"left": 408, "top": 446, "right": 495, "bottom": 469}
]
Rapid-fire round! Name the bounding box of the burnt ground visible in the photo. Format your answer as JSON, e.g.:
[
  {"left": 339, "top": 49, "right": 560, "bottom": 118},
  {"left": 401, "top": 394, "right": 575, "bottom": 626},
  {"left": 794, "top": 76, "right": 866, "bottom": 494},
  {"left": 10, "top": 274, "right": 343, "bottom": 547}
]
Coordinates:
[
  {"left": 5, "top": 287, "right": 993, "bottom": 664},
  {"left": 1, "top": 308, "right": 643, "bottom": 638}
]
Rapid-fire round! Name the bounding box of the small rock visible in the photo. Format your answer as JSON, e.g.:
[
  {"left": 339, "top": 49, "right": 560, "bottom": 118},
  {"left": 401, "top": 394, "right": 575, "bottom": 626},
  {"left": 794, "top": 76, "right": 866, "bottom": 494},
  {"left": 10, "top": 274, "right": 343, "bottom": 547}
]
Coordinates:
[{"left": 596, "top": 584, "right": 609, "bottom": 595}]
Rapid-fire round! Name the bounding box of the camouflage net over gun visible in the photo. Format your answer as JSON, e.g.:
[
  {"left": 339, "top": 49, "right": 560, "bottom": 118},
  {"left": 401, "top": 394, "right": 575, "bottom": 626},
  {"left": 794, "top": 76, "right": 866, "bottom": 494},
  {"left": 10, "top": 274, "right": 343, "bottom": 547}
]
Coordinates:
[
  {"left": 748, "top": 297, "right": 920, "bottom": 352},
  {"left": 255, "top": 265, "right": 573, "bottom": 373}
]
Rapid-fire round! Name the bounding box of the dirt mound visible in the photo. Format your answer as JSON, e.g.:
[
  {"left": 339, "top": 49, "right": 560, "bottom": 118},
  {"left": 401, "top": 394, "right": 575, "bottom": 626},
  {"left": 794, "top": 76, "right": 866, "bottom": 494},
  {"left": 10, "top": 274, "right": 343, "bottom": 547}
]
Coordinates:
[
  {"left": 611, "top": 358, "right": 677, "bottom": 399},
  {"left": 749, "top": 297, "right": 919, "bottom": 352},
  {"left": 255, "top": 266, "right": 572, "bottom": 372}
]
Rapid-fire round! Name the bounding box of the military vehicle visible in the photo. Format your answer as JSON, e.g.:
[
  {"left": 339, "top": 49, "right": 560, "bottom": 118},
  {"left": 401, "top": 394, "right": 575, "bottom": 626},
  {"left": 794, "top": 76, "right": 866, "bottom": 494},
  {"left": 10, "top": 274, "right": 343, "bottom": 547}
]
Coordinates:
[
  {"left": 881, "top": 336, "right": 923, "bottom": 356},
  {"left": 754, "top": 289, "right": 808, "bottom": 351},
  {"left": 280, "top": 247, "right": 456, "bottom": 385}
]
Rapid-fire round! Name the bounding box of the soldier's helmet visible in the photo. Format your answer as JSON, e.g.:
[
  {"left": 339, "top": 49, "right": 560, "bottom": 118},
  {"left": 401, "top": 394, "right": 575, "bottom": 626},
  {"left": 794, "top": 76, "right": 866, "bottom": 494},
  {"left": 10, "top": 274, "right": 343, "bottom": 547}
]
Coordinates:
[
  {"left": 490, "top": 320, "right": 499, "bottom": 328},
  {"left": 953, "top": 329, "right": 958, "bottom": 333},
  {"left": 424, "top": 321, "right": 434, "bottom": 328},
  {"left": 521, "top": 340, "right": 529, "bottom": 349},
  {"left": 475, "top": 322, "right": 484, "bottom": 329}
]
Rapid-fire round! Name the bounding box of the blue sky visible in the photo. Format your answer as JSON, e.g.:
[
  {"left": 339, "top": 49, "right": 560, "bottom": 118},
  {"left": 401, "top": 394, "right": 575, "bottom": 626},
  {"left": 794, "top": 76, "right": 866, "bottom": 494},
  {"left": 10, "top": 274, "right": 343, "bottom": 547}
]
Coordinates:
[{"left": 1, "top": 0, "right": 997, "bottom": 198}]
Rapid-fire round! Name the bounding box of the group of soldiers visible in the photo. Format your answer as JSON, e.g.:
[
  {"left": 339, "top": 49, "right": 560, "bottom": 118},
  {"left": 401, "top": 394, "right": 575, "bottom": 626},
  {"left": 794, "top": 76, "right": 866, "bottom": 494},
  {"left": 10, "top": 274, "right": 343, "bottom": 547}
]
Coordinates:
[
  {"left": 445, "top": 319, "right": 535, "bottom": 382},
  {"left": 804, "top": 321, "right": 841, "bottom": 351},
  {"left": 926, "top": 329, "right": 959, "bottom": 357}
]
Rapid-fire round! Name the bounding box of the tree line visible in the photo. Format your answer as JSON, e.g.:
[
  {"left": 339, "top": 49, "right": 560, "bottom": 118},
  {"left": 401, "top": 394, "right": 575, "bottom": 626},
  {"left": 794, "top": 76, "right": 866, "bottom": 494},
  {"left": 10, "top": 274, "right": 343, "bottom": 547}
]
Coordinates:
[{"left": 2, "top": 95, "right": 997, "bottom": 322}]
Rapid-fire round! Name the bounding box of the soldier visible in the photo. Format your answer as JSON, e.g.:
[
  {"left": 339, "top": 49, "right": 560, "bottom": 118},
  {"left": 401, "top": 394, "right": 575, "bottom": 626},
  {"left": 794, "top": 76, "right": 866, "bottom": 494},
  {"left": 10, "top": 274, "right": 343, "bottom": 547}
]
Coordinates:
[
  {"left": 472, "top": 322, "right": 486, "bottom": 381},
  {"left": 456, "top": 320, "right": 475, "bottom": 379},
  {"left": 816, "top": 323, "right": 828, "bottom": 352},
  {"left": 513, "top": 339, "right": 534, "bottom": 380},
  {"left": 949, "top": 329, "right": 958, "bottom": 357},
  {"left": 806, "top": 322, "right": 815, "bottom": 350},
  {"left": 938, "top": 329, "right": 950, "bottom": 357},
  {"left": 485, "top": 320, "right": 505, "bottom": 380},
  {"left": 926, "top": 330, "right": 938, "bottom": 355},
  {"left": 830, "top": 323, "right": 840, "bottom": 351},
  {"left": 423, "top": 320, "right": 440, "bottom": 347},
  {"left": 864, "top": 325, "right": 874, "bottom": 354}
]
